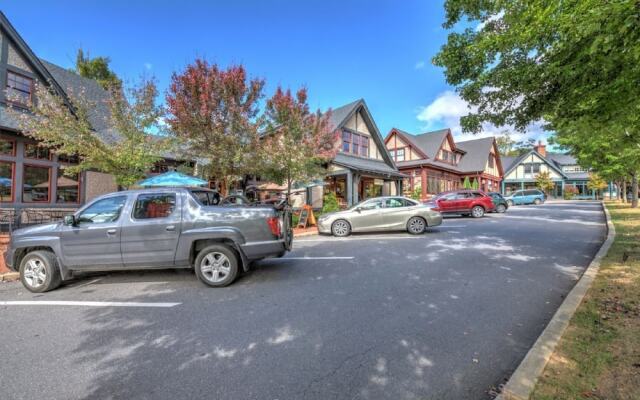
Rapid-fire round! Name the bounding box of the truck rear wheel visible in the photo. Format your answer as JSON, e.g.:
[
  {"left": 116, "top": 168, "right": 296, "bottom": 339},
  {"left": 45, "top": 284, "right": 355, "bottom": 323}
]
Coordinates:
[
  {"left": 194, "top": 244, "right": 239, "bottom": 287},
  {"left": 19, "top": 250, "right": 62, "bottom": 293}
]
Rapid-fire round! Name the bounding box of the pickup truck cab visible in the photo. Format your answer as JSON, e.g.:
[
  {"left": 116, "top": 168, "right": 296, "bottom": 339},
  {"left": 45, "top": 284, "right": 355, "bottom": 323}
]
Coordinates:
[{"left": 4, "top": 188, "right": 292, "bottom": 293}]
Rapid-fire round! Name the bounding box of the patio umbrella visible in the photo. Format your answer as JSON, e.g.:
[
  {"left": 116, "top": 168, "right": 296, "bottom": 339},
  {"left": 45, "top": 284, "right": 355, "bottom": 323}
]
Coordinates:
[{"left": 138, "top": 171, "right": 208, "bottom": 187}]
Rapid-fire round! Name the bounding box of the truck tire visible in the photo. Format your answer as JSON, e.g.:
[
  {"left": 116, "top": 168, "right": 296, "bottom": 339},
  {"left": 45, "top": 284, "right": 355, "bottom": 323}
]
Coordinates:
[
  {"left": 19, "top": 250, "right": 62, "bottom": 293},
  {"left": 194, "top": 244, "right": 239, "bottom": 287}
]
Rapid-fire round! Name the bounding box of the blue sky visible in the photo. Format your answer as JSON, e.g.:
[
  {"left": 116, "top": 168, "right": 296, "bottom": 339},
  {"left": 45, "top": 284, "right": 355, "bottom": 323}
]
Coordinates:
[{"left": 2, "top": 0, "right": 545, "bottom": 143}]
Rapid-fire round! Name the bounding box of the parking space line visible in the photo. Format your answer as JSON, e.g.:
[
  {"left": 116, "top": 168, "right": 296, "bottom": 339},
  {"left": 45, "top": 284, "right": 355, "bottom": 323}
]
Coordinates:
[
  {"left": 296, "top": 236, "right": 425, "bottom": 242},
  {"left": 0, "top": 301, "right": 181, "bottom": 308},
  {"left": 280, "top": 256, "right": 354, "bottom": 260}
]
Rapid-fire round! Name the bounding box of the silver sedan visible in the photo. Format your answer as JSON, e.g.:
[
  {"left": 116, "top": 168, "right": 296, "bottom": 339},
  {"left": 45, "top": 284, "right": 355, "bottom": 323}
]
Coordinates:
[{"left": 317, "top": 196, "right": 443, "bottom": 237}]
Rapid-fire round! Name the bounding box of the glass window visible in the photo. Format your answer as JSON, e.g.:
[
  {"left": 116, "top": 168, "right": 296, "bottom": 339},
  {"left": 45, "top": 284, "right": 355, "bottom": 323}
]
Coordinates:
[
  {"left": 56, "top": 168, "right": 80, "bottom": 203},
  {"left": 6, "top": 71, "right": 33, "bottom": 106},
  {"left": 342, "top": 131, "right": 351, "bottom": 152},
  {"left": 0, "top": 162, "right": 13, "bottom": 202},
  {"left": 385, "top": 198, "right": 405, "bottom": 208},
  {"left": 191, "top": 190, "right": 216, "bottom": 205},
  {"left": 22, "top": 165, "right": 50, "bottom": 202},
  {"left": 0, "top": 138, "right": 15, "bottom": 156},
  {"left": 57, "top": 153, "right": 79, "bottom": 164},
  {"left": 396, "top": 148, "right": 405, "bottom": 162},
  {"left": 360, "top": 136, "right": 369, "bottom": 157},
  {"left": 78, "top": 196, "right": 127, "bottom": 224},
  {"left": 360, "top": 199, "right": 384, "bottom": 210},
  {"left": 133, "top": 193, "right": 176, "bottom": 219},
  {"left": 24, "top": 143, "right": 50, "bottom": 160},
  {"left": 352, "top": 134, "right": 360, "bottom": 155}
]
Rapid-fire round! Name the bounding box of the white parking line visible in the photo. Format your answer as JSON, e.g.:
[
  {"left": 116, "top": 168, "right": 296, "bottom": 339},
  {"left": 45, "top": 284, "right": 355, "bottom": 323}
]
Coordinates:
[
  {"left": 0, "top": 301, "right": 181, "bottom": 308},
  {"left": 280, "top": 257, "right": 354, "bottom": 260},
  {"left": 296, "top": 236, "right": 426, "bottom": 242}
]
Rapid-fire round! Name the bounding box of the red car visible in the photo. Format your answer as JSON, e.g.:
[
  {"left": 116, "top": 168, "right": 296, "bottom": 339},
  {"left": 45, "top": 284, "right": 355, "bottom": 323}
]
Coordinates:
[{"left": 424, "top": 190, "right": 495, "bottom": 218}]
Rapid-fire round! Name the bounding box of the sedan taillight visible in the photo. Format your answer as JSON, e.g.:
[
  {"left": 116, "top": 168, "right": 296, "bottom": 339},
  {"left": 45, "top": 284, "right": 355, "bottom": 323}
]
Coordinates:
[{"left": 266, "top": 216, "right": 281, "bottom": 237}]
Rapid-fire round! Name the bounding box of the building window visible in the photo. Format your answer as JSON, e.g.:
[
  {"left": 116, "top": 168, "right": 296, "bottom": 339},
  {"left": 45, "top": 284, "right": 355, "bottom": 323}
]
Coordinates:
[
  {"left": 24, "top": 143, "right": 50, "bottom": 160},
  {"left": 524, "top": 163, "right": 541, "bottom": 174},
  {"left": 23, "top": 165, "right": 50, "bottom": 202},
  {"left": 57, "top": 153, "right": 79, "bottom": 164},
  {"left": 0, "top": 138, "right": 16, "bottom": 156},
  {"left": 56, "top": 168, "right": 80, "bottom": 203},
  {"left": 341, "top": 130, "right": 369, "bottom": 157},
  {"left": 6, "top": 71, "right": 33, "bottom": 106},
  {"left": 0, "top": 162, "right": 14, "bottom": 202}
]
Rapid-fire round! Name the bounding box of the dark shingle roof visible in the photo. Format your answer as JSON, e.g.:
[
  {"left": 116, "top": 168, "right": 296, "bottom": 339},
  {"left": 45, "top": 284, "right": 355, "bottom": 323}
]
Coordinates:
[
  {"left": 40, "top": 59, "right": 118, "bottom": 143},
  {"left": 328, "top": 99, "right": 362, "bottom": 130},
  {"left": 500, "top": 156, "right": 517, "bottom": 171},
  {"left": 409, "top": 129, "right": 450, "bottom": 159},
  {"left": 546, "top": 152, "right": 577, "bottom": 167},
  {"left": 456, "top": 137, "right": 495, "bottom": 173},
  {"left": 333, "top": 153, "right": 405, "bottom": 178}
]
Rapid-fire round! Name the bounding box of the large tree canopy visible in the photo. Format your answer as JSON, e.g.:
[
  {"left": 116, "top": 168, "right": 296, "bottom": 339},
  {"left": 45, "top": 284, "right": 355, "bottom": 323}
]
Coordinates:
[
  {"left": 75, "top": 49, "right": 122, "bottom": 90},
  {"left": 434, "top": 0, "right": 640, "bottom": 135}
]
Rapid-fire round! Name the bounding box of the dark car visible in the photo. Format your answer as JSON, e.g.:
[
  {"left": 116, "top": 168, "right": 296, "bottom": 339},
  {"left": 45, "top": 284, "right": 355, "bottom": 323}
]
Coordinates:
[
  {"left": 487, "top": 192, "right": 508, "bottom": 213},
  {"left": 424, "top": 190, "right": 495, "bottom": 218}
]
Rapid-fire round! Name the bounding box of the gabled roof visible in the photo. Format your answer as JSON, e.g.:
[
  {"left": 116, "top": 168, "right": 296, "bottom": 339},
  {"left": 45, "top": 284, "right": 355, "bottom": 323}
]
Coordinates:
[
  {"left": 411, "top": 129, "right": 452, "bottom": 159},
  {"left": 385, "top": 128, "right": 429, "bottom": 159},
  {"left": 503, "top": 150, "right": 567, "bottom": 178},
  {"left": 333, "top": 153, "right": 405, "bottom": 178},
  {"left": 456, "top": 136, "right": 501, "bottom": 174},
  {"left": 328, "top": 99, "right": 396, "bottom": 170}
]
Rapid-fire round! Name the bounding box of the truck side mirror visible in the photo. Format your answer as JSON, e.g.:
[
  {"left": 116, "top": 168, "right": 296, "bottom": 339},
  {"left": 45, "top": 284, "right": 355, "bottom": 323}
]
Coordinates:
[{"left": 63, "top": 215, "right": 77, "bottom": 226}]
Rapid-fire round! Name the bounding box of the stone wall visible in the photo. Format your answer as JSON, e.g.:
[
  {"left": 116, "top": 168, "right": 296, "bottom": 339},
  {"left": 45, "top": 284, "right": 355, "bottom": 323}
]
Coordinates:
[{"left": 84, "top": 171, "right": 118, "bottom": 202}]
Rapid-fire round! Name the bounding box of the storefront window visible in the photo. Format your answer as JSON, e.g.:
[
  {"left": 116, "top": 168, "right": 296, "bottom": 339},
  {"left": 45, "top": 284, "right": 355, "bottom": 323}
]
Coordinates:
[
  {"left": 24, "top": 143, "right": 50, "bottom": 160},
  {"left": 56, "top": 168, "right": 80, "bottom": 203},
  {"left": 23, "top": 165, "right": 50, "bottom": 202},
  {"left": 0, "top": 138, "right": 15, "bottom": 156},
  {"left": 0, "top": 162, "right": 13, "bottom": 202}
]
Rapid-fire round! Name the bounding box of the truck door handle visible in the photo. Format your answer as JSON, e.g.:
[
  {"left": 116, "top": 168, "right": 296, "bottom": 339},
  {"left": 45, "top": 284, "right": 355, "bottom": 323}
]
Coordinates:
[
  {"left": 106, "top": 228, "right": 117, "bottom": 235},
  {"left": 166, "top": 225, "right": 176, "bottom": 231}
]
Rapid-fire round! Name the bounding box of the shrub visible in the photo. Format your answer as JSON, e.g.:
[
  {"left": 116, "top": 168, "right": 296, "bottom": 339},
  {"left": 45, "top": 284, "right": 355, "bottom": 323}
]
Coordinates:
[
  {"left": 410, "top": 187, "right": 422, "bottom": 201},
  {"left": 564, "top": 184, "right": 578, "bottom": 200},
  {"left": 322, "top": 192, "right": 340, "bottom": 213}
]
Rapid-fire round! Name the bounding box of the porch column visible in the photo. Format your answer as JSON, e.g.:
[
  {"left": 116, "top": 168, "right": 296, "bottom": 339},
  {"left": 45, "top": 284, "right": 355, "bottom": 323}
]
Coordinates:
[
  {"left": 520, "top": 181, "right": 524, "bottom": 190},
  {"left": 501, "top": 180, "right": 505, "bottom": 194},
  {"left": 396, "top": 179, "right": 402, "bottom": 195},
  {"left": 353, "top": 174, "right": 360, "bottom": 204},
  {"left": 421, "top": 169, "right": 427, "bottom": 200},
  {"left": 346, "top": 170, "right": 353, "bottom": 206}
]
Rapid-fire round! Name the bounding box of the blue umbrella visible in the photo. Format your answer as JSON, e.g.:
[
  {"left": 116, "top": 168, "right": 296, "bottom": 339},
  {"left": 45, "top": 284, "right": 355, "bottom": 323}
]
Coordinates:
[{"left": 138, "top": 171, "right": 208, "bottom": 187}]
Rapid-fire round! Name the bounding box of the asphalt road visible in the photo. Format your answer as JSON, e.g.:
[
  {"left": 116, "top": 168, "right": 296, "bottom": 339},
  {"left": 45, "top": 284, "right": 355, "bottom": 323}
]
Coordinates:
[{"left": 0, "top": 201, "right": 606, "bottom": 400}]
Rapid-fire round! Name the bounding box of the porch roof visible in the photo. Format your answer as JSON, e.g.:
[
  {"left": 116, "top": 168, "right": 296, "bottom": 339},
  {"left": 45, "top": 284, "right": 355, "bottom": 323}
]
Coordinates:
[{"left": 332, "top": 153, "right": 406, "bottom": 179}]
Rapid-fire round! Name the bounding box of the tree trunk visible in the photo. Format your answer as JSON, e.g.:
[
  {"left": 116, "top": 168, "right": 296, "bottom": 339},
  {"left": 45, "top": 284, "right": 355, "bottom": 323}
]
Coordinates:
[
  {"left": 622, "top": 179, "right": 627, "bottom": 203},
  {"left": 632, "top": 173, "right": 638, "bottom": 208},
  {"left": 286, "top": 176, "right": 292, "bottom": 206}
]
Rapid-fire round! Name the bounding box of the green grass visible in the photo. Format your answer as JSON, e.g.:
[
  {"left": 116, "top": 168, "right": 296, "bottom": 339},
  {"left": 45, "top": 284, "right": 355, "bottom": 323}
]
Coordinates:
[{"left": 532, "top": 202, "right": 640, "bottom": 400}]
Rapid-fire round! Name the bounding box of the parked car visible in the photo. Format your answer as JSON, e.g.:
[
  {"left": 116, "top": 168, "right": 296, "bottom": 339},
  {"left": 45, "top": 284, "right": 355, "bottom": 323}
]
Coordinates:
[
  {"left": 4, "top": 188, "right": 293, "bottom": 293},
  {"left": 317, "top": 196, "right": 442, "bottom": 237},
  {"left": 503, "top": 189, "right": 546, "bottom": 206},
  {"left": 487, "top": 192, "right": 509, "bottom": 213},
  {"left": 424, "top": 190, "right": 495, "bottom": 218}
]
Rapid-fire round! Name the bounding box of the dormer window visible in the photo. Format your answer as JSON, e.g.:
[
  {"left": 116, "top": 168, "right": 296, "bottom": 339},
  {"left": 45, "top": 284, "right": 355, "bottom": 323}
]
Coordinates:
[
  {"left": 6, "top": 71, "right": 33, "bottom": 106},
  {"left": 341, "top": 130, "right": 369, "bottom": 157}
]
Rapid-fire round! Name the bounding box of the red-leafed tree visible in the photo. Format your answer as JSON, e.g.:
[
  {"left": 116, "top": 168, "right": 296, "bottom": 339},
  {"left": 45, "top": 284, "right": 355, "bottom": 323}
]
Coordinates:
[
  {"left": 261, "top": 87, "right": 339, "bottom": 201},
  {"left": 165, "top": 60, "right": 264, "bottom": 194}
]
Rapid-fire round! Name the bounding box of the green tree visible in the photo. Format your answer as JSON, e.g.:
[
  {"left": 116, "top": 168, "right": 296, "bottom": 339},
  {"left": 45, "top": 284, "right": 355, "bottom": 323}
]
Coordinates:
[
  {"left": 471, "top": 178, "right": 479, "bottom": 190},
  {"left": 433, "top": 0, "right": 640, "bottom": 206},
  {"left": 587, "top": 173, "right": 608, "bottom": 200},
  {"left": 462, "top": 176, "right": 471, "bottom": 189},
  {"left": 410, "top": 186, "right": 422, "bottom": 201},
  {"left": 322, "top": 192, "right": 340, "bottom": 213},
  {"left": 261, "top": 87, "right": 338, "bottom": 201},
  {"left": 75, "top": 49, "right": 121, "bottom": 90},
  {"left": 535, "top": 171, "right": 554, "bottom": 195},
  {"left": 9, "top": 78, "right": 167, "bottom": 188}
]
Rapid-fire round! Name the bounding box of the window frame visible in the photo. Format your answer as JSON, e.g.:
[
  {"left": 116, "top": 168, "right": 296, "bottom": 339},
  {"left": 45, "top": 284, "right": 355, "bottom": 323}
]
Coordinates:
[
  {"left": 55, "top": 166, "right": 81, "bottom": 205},
  {"left": 22, "top": 163, "right": 51, "bottom": 203},
  {"left": 77, "top": 195, "right": 128, "bottom": 225},
  {"left": 131, "top": 192, "right": 177, "bottom": 220},
  {"left": 0, "top": 160, "right": 15, "bottom": 203},
  {"left": 0, "top": 137, "right": 17, "bottom": 157},
  {"left": 6, "top": 70, "right": 34, "bottom": 108},
  {"left": 341, "top": 129, "right": 370, "bottom": 158},
  {"left": 23, "top": 142, "right": 51, "bottom": 161}
]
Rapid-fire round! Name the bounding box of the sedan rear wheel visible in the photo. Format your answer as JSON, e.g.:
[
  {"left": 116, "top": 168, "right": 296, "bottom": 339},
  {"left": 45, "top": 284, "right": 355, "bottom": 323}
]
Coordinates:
[
  {"left": 534, "top": 198, "right": 542, "bottom": 205},
  {"left": 194, "top": 244, "right": 239, "bottom": 287},
  {"left": 331, "top": 219, "right": 351, "bottom": 237},
  {"left": 471, "top": 205, "right": 485, "bottom": 218},
  {"left": 407, "top": 216, "right": 427, "bottom": 234},
  {"left": 495, "top": 204, "right": 507, "bottom": 213}
]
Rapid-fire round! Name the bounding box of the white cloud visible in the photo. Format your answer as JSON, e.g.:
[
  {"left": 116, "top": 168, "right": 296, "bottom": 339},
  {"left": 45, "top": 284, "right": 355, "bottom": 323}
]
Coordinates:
[
  {"left": 475, "top": 11, "right": 505, "bottom": 32},
  {"left": 414, "top": 61, "right": 426, "bottom": 70},
  {"left": 417, "top": 90, "right": 550, "bottom": 143}
]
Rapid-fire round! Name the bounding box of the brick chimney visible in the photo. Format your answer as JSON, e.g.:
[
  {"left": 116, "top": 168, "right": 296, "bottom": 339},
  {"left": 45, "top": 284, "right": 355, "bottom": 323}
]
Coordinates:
[{"left": 534, "top": 140, "right": 546, "bottom": 157}]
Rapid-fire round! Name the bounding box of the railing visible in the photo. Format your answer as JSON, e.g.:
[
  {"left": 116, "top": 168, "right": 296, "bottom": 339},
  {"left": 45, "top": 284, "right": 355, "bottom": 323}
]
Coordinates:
[{"left": 0, "top": 208, "right": 76, "bottom": 232}]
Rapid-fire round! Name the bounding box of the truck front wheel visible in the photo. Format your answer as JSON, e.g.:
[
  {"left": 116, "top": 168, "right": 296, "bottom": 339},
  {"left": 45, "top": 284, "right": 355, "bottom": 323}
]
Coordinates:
[
  {"left": 194, "top": 244, "right": 239, "bottom": 287},
  {"left": 19, "top": 250, "right": 62, "bottom": 293}
]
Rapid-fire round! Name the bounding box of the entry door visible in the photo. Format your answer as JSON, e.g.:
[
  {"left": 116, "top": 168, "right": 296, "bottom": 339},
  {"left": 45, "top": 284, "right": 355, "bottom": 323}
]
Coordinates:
[
  {"left": 121, "top": 192, "right": 182, "bottom": 267},
  {"left": 60, "top": 195, "right": 128, "bottom": 268},
  {"left": 350, "top": 199, "right": 384, "bottom": 231}
]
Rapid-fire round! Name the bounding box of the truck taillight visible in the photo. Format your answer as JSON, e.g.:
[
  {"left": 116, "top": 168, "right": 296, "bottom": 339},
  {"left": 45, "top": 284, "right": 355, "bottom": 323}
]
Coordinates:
[{"left": 266, "top": 216, "right": 281, "bottom": 237}]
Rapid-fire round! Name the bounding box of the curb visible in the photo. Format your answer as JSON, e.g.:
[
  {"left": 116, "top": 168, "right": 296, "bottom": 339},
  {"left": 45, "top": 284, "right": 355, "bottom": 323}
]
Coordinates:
[
  {"left": 497, "top": 201, "right": 616, "bottom": 400},
  {"left": 0, "top": 271, "right": 20, "bottom": 282},
  {"left": 294, "top": 230, "right": 319, "bottom": 238}
]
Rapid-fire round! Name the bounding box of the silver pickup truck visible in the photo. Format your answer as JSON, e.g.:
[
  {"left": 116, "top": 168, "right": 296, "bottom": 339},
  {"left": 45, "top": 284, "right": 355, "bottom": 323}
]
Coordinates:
[{"left": 4, "top": 187, "right": 293, "bottom": 293}]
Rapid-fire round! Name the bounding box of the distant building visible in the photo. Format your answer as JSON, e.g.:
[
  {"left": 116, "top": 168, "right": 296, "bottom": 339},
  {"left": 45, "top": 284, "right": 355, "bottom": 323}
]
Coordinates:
[
  {"left": 384, "top": 128, "right": 504, "bottom": 200},
  {"left": 501, "top": 142, "right": 594, "bottom": 199}
]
